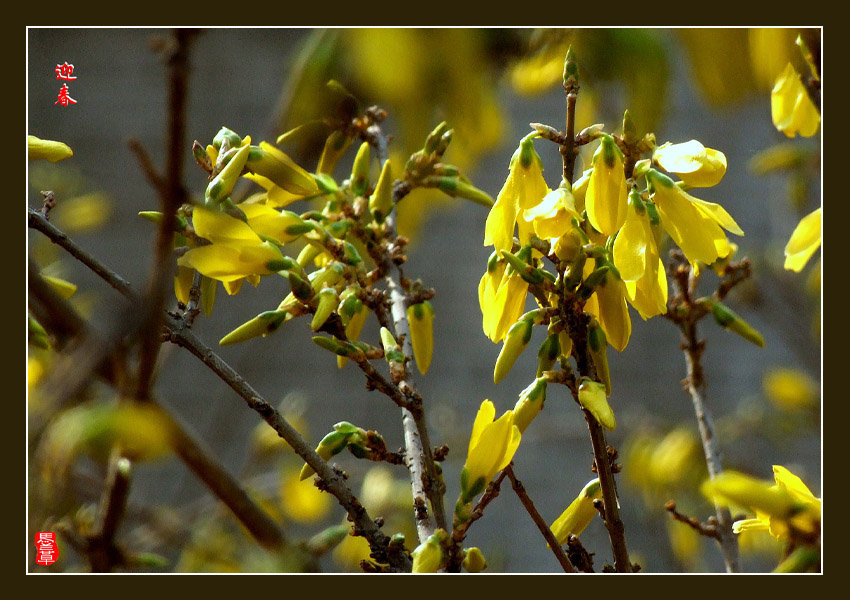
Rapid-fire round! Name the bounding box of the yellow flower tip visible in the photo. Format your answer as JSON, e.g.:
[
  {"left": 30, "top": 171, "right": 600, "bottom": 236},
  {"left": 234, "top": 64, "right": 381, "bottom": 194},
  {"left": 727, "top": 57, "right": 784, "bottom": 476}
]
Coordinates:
[
  {"left": 512, "top": 377, "right": 547, "bottom": 433},
  {"left": 784, "top": 207, "right": 821, "bottom": 272},
  {"left": 771, "top": 63, "right": 820, "bottom": 138},
  {"left": 411, "top": 530, "right": 448, "bottom": 573},
  {"left": 28, "top": 135, "right": 73, "bottom": 162},
  {"left": 653, "top": 140, "right": 727, "bottom": 188},
  {"left": 702, "top": 471, "right": 795, "bottom": 519}
]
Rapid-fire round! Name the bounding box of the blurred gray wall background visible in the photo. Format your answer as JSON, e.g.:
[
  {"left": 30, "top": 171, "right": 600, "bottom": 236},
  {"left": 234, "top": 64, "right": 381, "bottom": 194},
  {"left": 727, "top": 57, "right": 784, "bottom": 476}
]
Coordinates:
[{"left": 28, "top": 28, "right": 820, "bottom": 573}]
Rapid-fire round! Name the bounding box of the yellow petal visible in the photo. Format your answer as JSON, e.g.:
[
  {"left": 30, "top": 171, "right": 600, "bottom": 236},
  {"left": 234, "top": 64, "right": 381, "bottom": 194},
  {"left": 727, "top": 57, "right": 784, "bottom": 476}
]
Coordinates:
[
  {"left": 654, "top": 140, "right": 727, "bottom": 188},
  {"left": 192, "top": 206, "right": 263, "bottom": 247},
  {"left": 784, "top": 208, "right": 821, "bottom": 272},
  {"left": 586, "top": 136, "right": 628, "bottom": 236}
]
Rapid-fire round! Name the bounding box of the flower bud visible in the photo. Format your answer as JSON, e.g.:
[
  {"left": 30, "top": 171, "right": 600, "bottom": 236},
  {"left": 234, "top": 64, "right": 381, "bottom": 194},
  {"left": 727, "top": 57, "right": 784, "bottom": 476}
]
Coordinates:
[
  {"left": 317, "top": 130, "right": 353, "bottom": 176},
  {"left": 220, "top": 309, "right": 289, "bottom": 346},
  {"left": 350, "top": 141, "right": 371, "bottom": 197},
  {"left": 462, "top": 547, "right": 488, "bottom": 573},
  {"left": 702, "top": 299, "right": 765, "bottom": 348},
  {"left": 212, "top": 126, "right": 242, "bottom": 151},
  {"left": 494, "top": 317, "right": 534, "bottom": 384},
  {"left": 550, "top": 478, "right": 603, "bottom": 546},
  {"left": 205, "top": 144, "right": 250, "bottom": 205},
  {"left": 407, "top": 301, "right": 435, "bottom": 375},
  {"left": 411, "top": 529, "right": 448, "bottom": 573},
  {"left": 424, "top": 121, "right": 449, "bottom": 154},
  {"left": 28, "top": 135, "right": 73, "bottom": 162},
  {"left": 536, "top": 332, "right": 561, "bottom": 377},
  {"left": 577, "top": 378, "right": 616, "bottom": 430},
  {"left": 369, "top": 159, "right": 394, "bottom": 223},
  {"left": 311, "top": 287, "right": 340, "bottom": 331},
  {"left": 246, "top": 142, "right": 319, "bottom": 196},
  {"left": 513, "top": 377, "right": 547, "bottom": 433}
]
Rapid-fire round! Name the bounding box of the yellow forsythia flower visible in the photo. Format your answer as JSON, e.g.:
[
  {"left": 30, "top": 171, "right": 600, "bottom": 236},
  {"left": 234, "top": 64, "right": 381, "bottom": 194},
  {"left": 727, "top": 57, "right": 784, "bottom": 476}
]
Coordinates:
[
  {"left": 460, "top": 400, "right": 521, "bottom": 502},
  {"left": 706, "top": 466, "right": 820, "bottom": 541},
  {"left": 550, "top": 478, "right": 603, "bottom": 545},
  {"left": 246, "top": 141, "right": 319, "bottom": 196},
  {"left": 771, "top": 63, "right": 820, "bottom": 138},
  {"left": 784, "top": 207, "right": 821, "bottom": 272},
  {"left": 646, "top": 169, "right": 743, "bottom": 267},
  {"left": 715, "top": 465, "right": 821, "bottom": 540},
  {"left": 523, "top": 184, "right": 581, "bottom": 240},
  {"left": 28, "top": 135, "right": 73, "bottom": 162},
  {"left": 612, "top": 191, "right": 668, "bottom": 320},
  {"left": 478, "top": 253, "right": 529, "bottom": 343},
  {"left": 484, "top": 135, "right": 549, "bottom": 253},
  {"left": 583, "top": 263, "right": 632, "bottom": 352},
  {"left": 585, "top": 134, "right": 628, "bottom": 237},
  {"left": 653, "top": 140, "right": 727, "bottom": 188}
]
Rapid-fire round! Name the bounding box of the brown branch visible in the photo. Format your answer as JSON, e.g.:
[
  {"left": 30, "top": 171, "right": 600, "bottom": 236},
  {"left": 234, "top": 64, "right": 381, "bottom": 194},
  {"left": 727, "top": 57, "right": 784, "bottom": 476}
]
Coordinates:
[
  {"left": 665, "top": 500, "right": 720, "bottom": 541},
  {"left": 505, "top": 465, "right": 576, "bottom": 573},
  {"left": 364, "top": 122, "right": 447, "bottom": 542},
  {"left": 664, "top": 253, "right": 741, "bottom": 573},
  {"left": 446, "top": 470, "right": 508, "bottom": 572},
  {"left": 134, "top": 28, "right": 197, "bottom": 402}
]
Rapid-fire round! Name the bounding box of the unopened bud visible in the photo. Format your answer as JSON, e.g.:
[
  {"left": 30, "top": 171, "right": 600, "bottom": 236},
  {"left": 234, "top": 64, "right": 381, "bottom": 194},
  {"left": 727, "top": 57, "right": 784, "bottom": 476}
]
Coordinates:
[
  {"left": 369, "top": 159, "right": 394, "bottom": 223},
  {"left": 513, "top": 377, "right": 547, "bottom": 433},
  {"left": 588, "top": 320, "right": 611, "bottom": 396},
  {"left": 703, "top": 299, "right": 765, "bottom": 348},
  {"left": 311, "top": 287, "right": 340, "bottom": 331},
  {"left": 205, "top": 144, "right": 250, "bottom": 205},
  {"left": 578, "top": 378, "right": 616, "bottom": 430},
  {"left": 494, "top": 318, "right": 534, "bottom": 384},
  {"left": 220, "top": 309, "right": 289, "bottom": 346},
  {"left": 350, "top": 142, "right": 371, "bottom": 197}
]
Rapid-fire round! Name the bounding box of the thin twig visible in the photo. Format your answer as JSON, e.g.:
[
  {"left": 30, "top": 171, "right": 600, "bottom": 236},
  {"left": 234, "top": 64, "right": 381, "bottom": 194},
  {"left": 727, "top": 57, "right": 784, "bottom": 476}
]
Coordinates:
[
  {"left": 134, "top": 28, "right": 196, "bottom": 401},
  {"left": 664, "top": 254, "right": 741, "bottom": 573},
  {"left": 365, "top": 122, "right": 447, "bottom": 542},
  {"left": 505, "top": 465, "right": 576, "bottom": 573}
]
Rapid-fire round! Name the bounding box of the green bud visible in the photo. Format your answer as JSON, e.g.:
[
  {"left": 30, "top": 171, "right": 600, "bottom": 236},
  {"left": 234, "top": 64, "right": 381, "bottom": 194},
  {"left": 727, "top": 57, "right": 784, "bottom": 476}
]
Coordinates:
[
  {"left": 219, "top": 309, "right": 289, "bottom": 346},
  {"left": 212, "top": 126, "right": 242, "bottom": 151},
  {"left": 341, "top": 241, "right": 363, "bottom": 266},
  {"left": 311, "top": 287, "right": 340, "bottom": 331},
  {"left": 501, "top": 250, "right": 545, "bottom": 285},
  {"left": 380, "top": 327, "right": 405, "bottom": 364},
  {"left": 192, "top": 141, "right": 213, "bottom": 172},
  {"left": 563, "top": 45, "right": 579, "bottom": 85},
  {"left": 313, "top": 172, "right": 340, "bottom": 195},
  {"left": 577, "top": 266, "right": 609, "bottom": 301},
  {"left": 622, "top": 109, "right": 638, "bottom": 145},
  {"left": 369, "top": 160, "right": 394, "bottom": 223},
  {"left": 286, "top": 270, "right": 314, "bottom": 300},
  {"left": 494, "top": 318, "right": 534, "bottom": 384},
  {"left": 305, "top": 524, "right": 350, "bottom": 556},
  {"left": 29, "top": 315, "right": 50, "bottom": 349},
  {"left": 299, "top": 428, "right": 353, "bottom": 480},
  {"left": 537, "top": 333, "right": 561, "bottom": 377},
  {"left": 424, "top": 121, "right": 449, "bottom": 154},
  {"left": 312, "top": 336, "right": 361, "bottom": 359},
  {"left": 350, "top": 141, "right": 371, "bottom": 197},
  {"left": 564, "top": 251, "right": 588, "bottom": 290},
  {"left": 446, "top": 179, "right": 495, "bottom": 208},
  {"left": 704, "top": 299, "right": 766, "bottom": 348}
]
